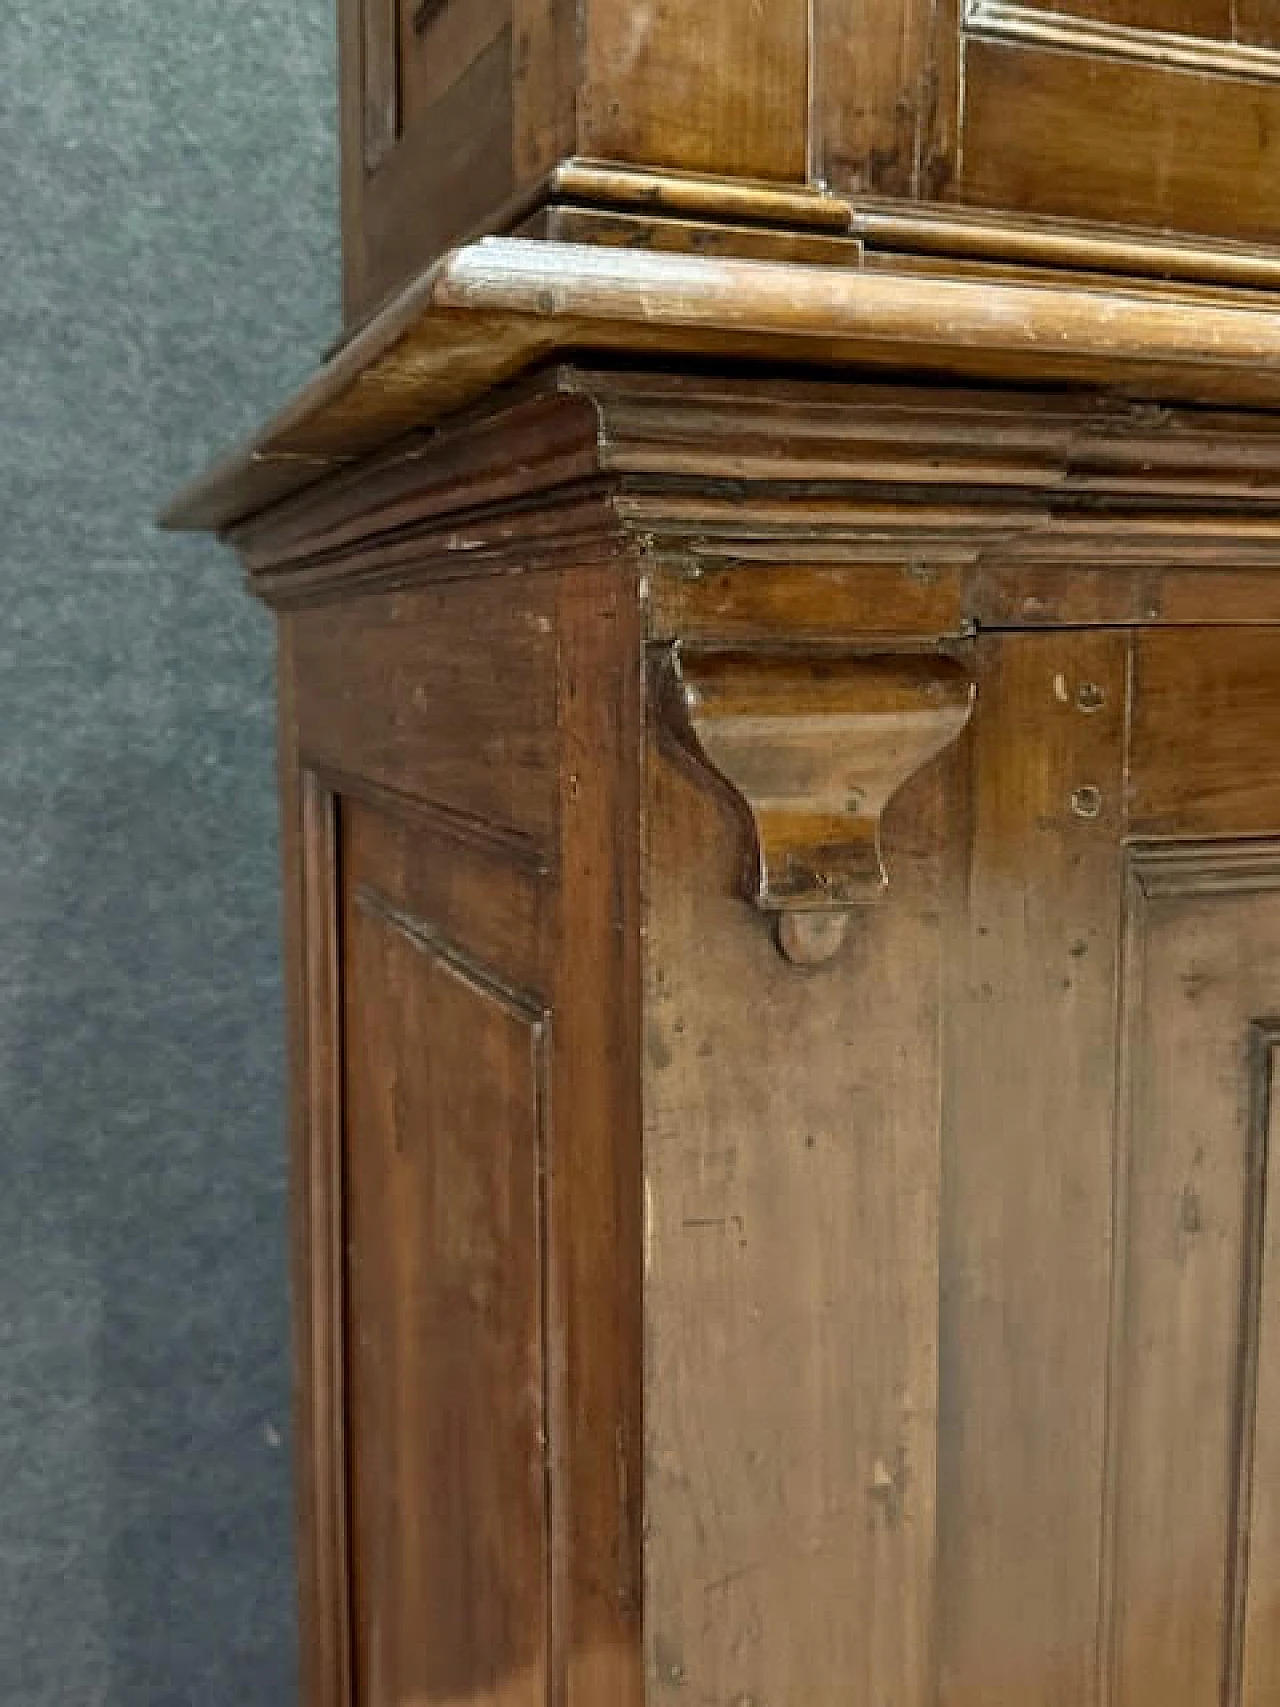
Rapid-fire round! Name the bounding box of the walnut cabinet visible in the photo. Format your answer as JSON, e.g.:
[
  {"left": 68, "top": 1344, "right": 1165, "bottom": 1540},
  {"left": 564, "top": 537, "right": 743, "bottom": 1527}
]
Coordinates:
[{"left": 167, "top": 5, "right": 1280, "bottom": 1705}]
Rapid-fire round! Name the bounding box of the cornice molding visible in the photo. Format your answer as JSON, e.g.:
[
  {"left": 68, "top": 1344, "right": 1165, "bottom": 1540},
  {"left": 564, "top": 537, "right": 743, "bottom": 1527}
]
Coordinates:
[
  {"left": 163, "top": 238, "right": 1280, "bottom": 535},
  {"left": 228, "top": 370, "right": 1280, "bottom": 603}
]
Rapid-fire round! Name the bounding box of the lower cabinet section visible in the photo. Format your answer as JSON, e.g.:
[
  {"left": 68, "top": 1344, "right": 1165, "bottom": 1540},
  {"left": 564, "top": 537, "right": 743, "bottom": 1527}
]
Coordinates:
[{"left": 277, "top": 532, "right": 1280, "bottom": 1705}]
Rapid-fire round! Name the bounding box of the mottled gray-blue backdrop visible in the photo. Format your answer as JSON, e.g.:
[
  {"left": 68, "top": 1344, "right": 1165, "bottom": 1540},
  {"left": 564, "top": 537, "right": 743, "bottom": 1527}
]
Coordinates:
[{"left": 0, "top": 5, "right": 338, "bottom": 1700}]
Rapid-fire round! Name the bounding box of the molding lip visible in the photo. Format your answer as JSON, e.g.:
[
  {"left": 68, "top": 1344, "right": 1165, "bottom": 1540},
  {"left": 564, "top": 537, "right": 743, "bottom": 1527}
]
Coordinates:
[
  {"left": 162, "top": 237, "right": 1280, "bottom": 535},
  {"left": 660, "top": 647, "right": 975, "bottom": 959},
  {"left": 964, "top": 0, "right": 1280, "bottom": 84}
]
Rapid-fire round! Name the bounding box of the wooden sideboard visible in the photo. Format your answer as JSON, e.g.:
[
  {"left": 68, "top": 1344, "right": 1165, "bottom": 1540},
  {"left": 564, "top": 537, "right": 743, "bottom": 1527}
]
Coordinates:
[{"left": 167, "top": 5, "right": 1280, "bottom": 1705}]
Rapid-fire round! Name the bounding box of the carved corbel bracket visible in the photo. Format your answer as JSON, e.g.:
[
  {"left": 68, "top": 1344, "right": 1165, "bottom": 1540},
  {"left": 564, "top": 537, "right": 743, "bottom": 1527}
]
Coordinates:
[{"left": 660, "top": 648, "right": 975, "bottom": 964}]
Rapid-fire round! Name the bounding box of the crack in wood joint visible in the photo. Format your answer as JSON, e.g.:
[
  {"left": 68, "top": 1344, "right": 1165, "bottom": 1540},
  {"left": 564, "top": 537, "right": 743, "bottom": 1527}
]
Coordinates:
[{"left": 658, "top": 646, "right": 975, "bottom": 964}]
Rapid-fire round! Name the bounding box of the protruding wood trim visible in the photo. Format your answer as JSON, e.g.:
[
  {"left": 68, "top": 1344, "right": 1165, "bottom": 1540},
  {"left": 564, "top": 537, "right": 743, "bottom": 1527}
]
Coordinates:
[
  {"left": 964, "top": 0, "right": 1280, "bottom": 85},
  {"left": 162, "top": 238, "right": 1280, "bottom": 532},
  {"left": 850, "top": 199, "right": 1280, "bottom": 293},
  {"left": 658, "top": 647, "right": 974, "bottom": 961},
  {"left": 547, "top": 159, "right": 851, "bottom": 231}
]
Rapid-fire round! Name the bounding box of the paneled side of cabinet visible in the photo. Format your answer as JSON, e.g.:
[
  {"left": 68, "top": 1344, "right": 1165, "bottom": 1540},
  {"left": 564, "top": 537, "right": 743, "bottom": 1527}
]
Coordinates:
[
  {"left": 341, "top": 794, "right": 551, "bottom": 1707},
  {"left": 274, "top": 557, "right": 645, "bottom": 1707},
  {"left": 339, "top": 0, "right": 575, "bottom": 320}
]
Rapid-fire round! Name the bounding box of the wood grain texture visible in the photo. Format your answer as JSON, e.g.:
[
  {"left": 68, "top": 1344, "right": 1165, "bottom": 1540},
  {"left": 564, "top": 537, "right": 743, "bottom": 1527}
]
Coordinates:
[
  {"left": 643, "top": 650, "right": 960, "bottom": 1707},
  {"left": 290, "top": 577, "right": 558, "bottom": 848},
  {"left": 660, "top": 648, "right": 974, "bottom": 916},
  {"left": 203, "top": 356, "right": 1280, "bottom": 1707},
  {"left": 1242, "top": 1024, "right": 1280, "bottom": 1707},
  {"left": 342, "top": 819, "right": 550, "bottom": 1707},
  {"left": 939, "top": 629, "right": 1129, "bottom": 1707},
  {"left": 580, "top": 0, "right": 809, "bottom": 181},
  {"left": 278, "top": 646, "right": 353, "bottom": 1707},
  {"left": 816, "top": 0, "right": 950, "bottom": 197},
  {"left": 548, "top": 564, "right": 646, "bottom": 1707},
  {"left": 957, "top": 36, "right": 1280, "bottom": 240},
  {"left": 1107, "top": 847, "right": 1280, "bottom": 1707},
  {"left": 1129, "top": 629, "right": 1280, "bottom": 837}
]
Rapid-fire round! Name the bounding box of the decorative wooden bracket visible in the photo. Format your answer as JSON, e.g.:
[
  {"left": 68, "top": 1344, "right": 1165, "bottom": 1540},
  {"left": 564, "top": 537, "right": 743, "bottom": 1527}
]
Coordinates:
[{"left": 660, "top": 649, "right": 975, "bottom": 964}]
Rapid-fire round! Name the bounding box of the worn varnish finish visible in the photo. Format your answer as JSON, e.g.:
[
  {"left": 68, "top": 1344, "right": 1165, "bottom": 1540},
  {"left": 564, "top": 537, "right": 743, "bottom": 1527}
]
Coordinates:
[
  {"left": 172, "top": 5, "right": 1280, "bottom": 1697},
  {"left": 334, "top": 0, "right": 1280, "bottom": 321},
  {"left": 167, "top": 364, "right": 1280, "bottom": 1705}
]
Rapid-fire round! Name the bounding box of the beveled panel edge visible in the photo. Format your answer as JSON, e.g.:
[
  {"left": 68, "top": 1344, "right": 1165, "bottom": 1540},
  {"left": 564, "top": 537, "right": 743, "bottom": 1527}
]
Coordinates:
[
  {"left": 964, "top": 0, "right": 1280, "bottom": 84},
  {"left": 1126, "top": 838, "right": 1280, "bottom": 898},
  {"left": 162, "top": 238, "right": 1280, "bottom": 534}
]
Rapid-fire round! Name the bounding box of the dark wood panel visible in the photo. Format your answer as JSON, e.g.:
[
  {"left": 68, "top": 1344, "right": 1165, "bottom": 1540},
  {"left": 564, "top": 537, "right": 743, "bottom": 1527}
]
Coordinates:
[
  {"left": 357, "top": 28, "right": 516, "bottom": 320},
  {"left": 958, "top": 37, "right": 1280, "bottom": 241},
  {"left": 288, "top": 577, "right": 558, "bottom": 847},
  {"left": 398, "top": 0, "right": 508, "bottom": 131},
  {"left": 940, "top": 630, "right": 1129, "bottom": 1707},
  {"left": 580, "top": 0, "right": 809, "bottom": 180},
  {"left": 279, "top": 638, "right": 353, "bottom": 1707},
  {"left": 1130, "top": 629, "right": 1280, "bottom": 838},
  {"left": 342, "top": 821, "right": 549, "bottom": 1707},
  {"left": 1108, "top": 848, "right": 1280, "bottom": 1707},
  {"left": 547, "top": 565, "right": 645, "bottom": 1707},
  {"left": 341, "top": 788, "right": 549, "bottom": 998}
]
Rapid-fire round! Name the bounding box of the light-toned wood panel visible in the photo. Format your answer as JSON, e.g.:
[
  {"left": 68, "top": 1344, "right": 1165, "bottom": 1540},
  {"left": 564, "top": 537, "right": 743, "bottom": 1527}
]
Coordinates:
[
  {"left": 939, "top": 630, "right": 1129, "bottom": 1707},
  {"left": 342, "top": 846, "right": 549, "bottom": 1707},
  {"left": 643, "top": 672, "right": 958, "bottom": 1704},
  {"left": 1108, "top": 851, "right": 1280, "bottom": 1707},
  {"left": 580, "top": 0, "right": 809, "bottom": 180},
  {"left": 958, "top": 38, "right": 1280, "bottom": 241},
  {"left": 1129, "top": 630, "right": 1280, "bottom": 838},
  {"left": 288, "top": 576, "right": 558, "bottom": 846}
]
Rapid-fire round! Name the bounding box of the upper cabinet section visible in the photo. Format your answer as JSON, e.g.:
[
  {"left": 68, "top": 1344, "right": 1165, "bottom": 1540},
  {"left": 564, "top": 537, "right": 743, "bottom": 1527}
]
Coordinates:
[
  {"left": 339, "top": 0, "right": 1280, "bottom": 325},
  {"left": 340, "top": 0, "right": 571, "bottom": 321},
  {"left": 815, "top": 0, "right": 1280, "bottom": 234},
  {"left": 933, "top": 0, "right": 1280, "bottom": 236}
]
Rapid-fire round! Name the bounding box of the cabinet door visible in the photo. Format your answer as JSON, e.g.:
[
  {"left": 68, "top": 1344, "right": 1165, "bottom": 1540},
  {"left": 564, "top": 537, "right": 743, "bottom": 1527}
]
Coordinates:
[
  {"left": 815, "top": 0, "right": 1280, "bottom": 241},
  {"left": 951, "top": 0, "right": 1280, "bottom": 238},
  {"left": 941, "top": 627, "right": 1280, "bottom": 1706}
]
